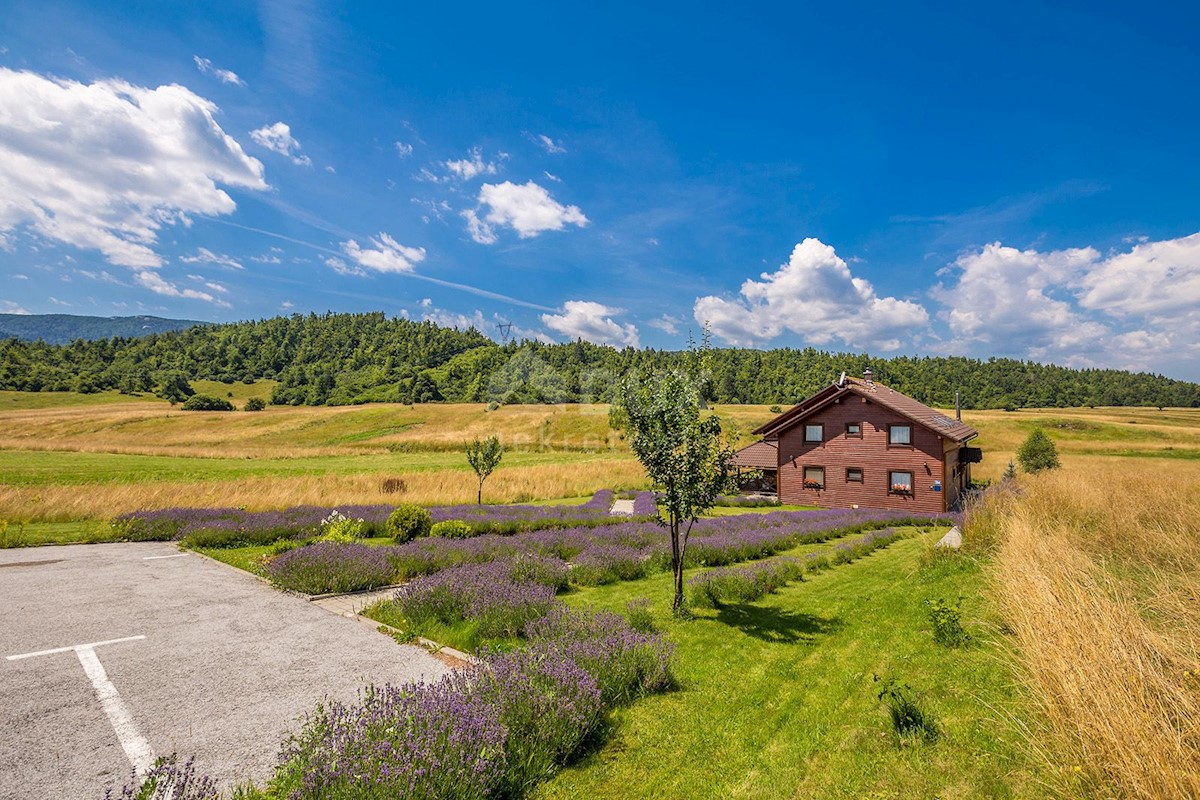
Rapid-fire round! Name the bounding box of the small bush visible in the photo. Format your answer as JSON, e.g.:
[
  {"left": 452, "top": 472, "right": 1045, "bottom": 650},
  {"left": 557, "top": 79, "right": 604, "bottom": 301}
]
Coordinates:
[
  {"left": 1017, "top": 428, "right": 1060, "bottom": 472},
  {"left": 486, "top": 401, "right": 500, "bottom": 411},
  {"left": 318, "top": 510, "right": 368, "bottom": 542},
  {"left": 431, "top": 519, "right": 472, "bottom": 539},
  {"left": 379, "top": 476, "right": 407, "bottom": 495},
  {"left": 877, "top": 678, "right": 939, "bottom": 744},
  {"left": 243, "top": 397, "right": 266, "bottom": 411},
  {"left": 0, "top": 520, "right": 29, "bottom": 549},
  {"left": 181, "top": 394, "right": 235, "bottom": 411},
  {"left": 625, "top": 598, "right": 656, "bottom": 632},
  {"left": 386, "top": 504, "right": 432, "bottom": 542},
  {"left": 769, "top": 404, "right": 782, "bottom": 413},
  {"left": 925, "top": 596, "right": 971, "bottom": 647}
]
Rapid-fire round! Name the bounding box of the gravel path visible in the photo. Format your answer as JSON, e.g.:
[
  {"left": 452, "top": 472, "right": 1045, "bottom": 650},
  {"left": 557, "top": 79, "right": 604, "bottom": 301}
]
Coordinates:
[{"left": 0, "top": 543, "right": 451, "bottom": 800}]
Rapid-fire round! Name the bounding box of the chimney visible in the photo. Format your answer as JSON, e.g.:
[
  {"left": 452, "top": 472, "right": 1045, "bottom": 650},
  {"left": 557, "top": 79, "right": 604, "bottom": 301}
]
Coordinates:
[
  {"left": 863, "top": 367, "right": 874, "bottom": 387},
  {"left": 955, "top": 391, "right": 962, "bottom": 421}
]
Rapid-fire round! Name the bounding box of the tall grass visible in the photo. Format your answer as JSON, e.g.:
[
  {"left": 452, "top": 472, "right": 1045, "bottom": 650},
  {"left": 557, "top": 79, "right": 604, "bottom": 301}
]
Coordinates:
[
  {"left": 0, "top": 461, "right": 648, "bottom": 522},
  {"left": 977, "top": 460, "right": 1200, "bottom": 798}
]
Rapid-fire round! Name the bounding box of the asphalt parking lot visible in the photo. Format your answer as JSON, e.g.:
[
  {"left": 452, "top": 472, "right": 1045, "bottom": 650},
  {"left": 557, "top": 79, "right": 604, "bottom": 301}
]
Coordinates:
[{"left": 0, "top": 542, "right": 451, "bottom": 799}]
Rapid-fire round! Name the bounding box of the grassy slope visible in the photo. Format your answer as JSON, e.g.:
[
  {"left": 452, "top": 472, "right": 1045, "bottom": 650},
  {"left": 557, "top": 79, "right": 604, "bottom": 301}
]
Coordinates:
[{"left": 538, "top": 534, "right": 1052, "bottom": 800}]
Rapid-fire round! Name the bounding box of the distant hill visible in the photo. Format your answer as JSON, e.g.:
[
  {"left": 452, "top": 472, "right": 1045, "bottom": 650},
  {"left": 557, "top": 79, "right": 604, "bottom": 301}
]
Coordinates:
[{"left": 0, "top": 314, "right": 208, "bottom": 345}]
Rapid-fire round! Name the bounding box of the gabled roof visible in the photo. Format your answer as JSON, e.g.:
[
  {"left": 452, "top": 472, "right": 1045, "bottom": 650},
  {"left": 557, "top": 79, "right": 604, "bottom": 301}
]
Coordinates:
[
  {"left": 732, "top": 439, "right": 779, "bottom": 469},
  {"left": 754, "top": 376, "right": 978, "bottom": 443}
]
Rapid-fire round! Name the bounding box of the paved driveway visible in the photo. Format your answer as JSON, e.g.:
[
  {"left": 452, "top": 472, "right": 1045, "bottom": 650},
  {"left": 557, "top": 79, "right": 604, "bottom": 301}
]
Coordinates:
[{"left": 0, "top": 542, "right": 450, "bottom": 799}]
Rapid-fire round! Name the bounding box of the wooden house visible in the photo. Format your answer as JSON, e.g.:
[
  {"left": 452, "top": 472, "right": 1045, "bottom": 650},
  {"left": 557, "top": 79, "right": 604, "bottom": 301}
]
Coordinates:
[{"left": 732, "top": 369, "right": 980, "bottom": 513}]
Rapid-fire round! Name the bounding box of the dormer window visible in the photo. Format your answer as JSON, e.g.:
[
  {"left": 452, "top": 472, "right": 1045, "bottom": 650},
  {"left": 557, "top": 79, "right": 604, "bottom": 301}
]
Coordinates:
[
  {"left": 845, "top": 422, "right": 862, "bottom": 438},
  {"left": 804, "top": 424, "right": 823, "bottom": 443}
]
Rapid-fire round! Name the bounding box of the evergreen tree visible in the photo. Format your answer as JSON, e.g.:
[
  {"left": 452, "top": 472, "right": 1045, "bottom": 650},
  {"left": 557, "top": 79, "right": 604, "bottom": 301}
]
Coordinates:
[{"left": 1017, "top": 429, "right": 1061, "bottom": 473}]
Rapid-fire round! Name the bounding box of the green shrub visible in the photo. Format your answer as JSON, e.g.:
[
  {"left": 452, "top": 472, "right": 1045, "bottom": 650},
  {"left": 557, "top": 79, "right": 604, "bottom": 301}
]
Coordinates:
[
  {"left": 430, "top": 519, "right": 472, "bottom": 539},
  {"left": 244, "top": 397, "right": 266, "bottom": 411},
  {"left": 1017, "top": 428, "right": 1060, "bottom": 472},
  {"left": 319, "top": 510, "right": 368, "bottom": 542},
  {"left": 769, "top": 404, "right": 782, "bottom": 413},
  {"left": 387, "top": 504, "right": 433, "bottom": 542},
  {"left": 925, "top": 596, "right": 971, "bottom": 647},
  {"left": 625, "top": 598, "right": 656, "bottom": 632},
  {"left": 181, "top": 394, "right": 235, "bottom": 411},
  {"left": 486, "top": 401, "right": 500, "bottom": 411},
  {"left": 877, "top": 678, "right": 939, "bottom": 743}
]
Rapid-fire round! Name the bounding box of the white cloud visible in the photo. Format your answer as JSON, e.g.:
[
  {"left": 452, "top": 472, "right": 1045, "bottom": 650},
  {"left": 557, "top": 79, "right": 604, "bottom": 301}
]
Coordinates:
[
  {"left": 931, "top": 242, "right": 1106, "bottom": 361},
  {"left": 464, "top": 181, "right": 588, "bottom": 243},
  {"left": 423, "top": 308, "right": 488, "bottom": 331},
  {"left": 179, "top": 247, "right": 243, "bottom": 270},
  {"left": 533, "top": 133, "right": 566, "bottom": 154},
  {"left": 394, "top": 141, "right": 413, "bottom": 158},
  {"left": 419, "top": 297, "right": 432, "bottom": 308},
  {"left": 134, "top": 270, "right": 230, "bottom": 307},
  {"left": 647, "top": 314, "right": 681, "bottom": 335},
  {"left": 444, "top": 147, "right": 498, "bottom": 181},
  {"left": 324, "top": 256, "right": 365, "bottom": 277},
  {"left": 48, "top": 296, "right": 71, "bottom": 306},
  {"left": 338, "top": 232, "right": 426, "bottom": 274},
  {"left": 1, "top": 301, "right": 29, "bottom": 314},
  {"left": 192, "top": 56, "right": 245, "bottom": 87},
  {"left": 933, "top": 233, "right": 1200, "bottom": 368},
  {"left": 423, "top": 306, "right": 556, "bottom": 344},
  {"left": 280, "top": 300, "right": 294, "bottom": 310},
  {"left": 695, "top": 238, "right": 929, "bottom": 351},
  {"left": 250, "top": 253, "right": 281, "bottom": 264},
  {"left": 0, "top": 68, "right": 265, "bottom": 281},
  {"left": 12, "top": 273, "right": 28, "bottom": 280},
  {"left": 541, "top": 300, "right": 639, "bottom": 348},
  {"left": 543, "top": 171, "right": 561, "bottom": 183},
  {"left": 1077, "top": 232, "right": 1200, "bottom": 319},
  {"left": 250, "top": 121, "right": 311, "bottom": 166}
]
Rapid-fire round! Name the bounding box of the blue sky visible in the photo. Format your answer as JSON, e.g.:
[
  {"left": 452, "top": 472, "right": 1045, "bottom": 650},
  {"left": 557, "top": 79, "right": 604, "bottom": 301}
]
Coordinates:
[{"left": 1, "top": 2, "right": 1198, "bottom": 379}]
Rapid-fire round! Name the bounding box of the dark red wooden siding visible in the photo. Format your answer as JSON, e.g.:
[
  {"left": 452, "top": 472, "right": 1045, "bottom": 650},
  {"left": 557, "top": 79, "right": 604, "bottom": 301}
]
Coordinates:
[{"left": 776, "top": 395, "right": 947, "bottom": 513}]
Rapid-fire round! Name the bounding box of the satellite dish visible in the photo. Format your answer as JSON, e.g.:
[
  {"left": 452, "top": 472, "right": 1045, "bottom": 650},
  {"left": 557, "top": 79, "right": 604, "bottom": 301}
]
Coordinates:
[{"left": 838, "top": 371, "right": 846, "bottom": 387}]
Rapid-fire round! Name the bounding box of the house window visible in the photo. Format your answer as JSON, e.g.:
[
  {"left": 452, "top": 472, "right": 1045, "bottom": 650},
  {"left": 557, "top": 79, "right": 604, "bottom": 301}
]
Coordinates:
[
  {"left": 804, "top": 424, "right": 823, "bottom": 443},
  {"left": 846, "top": 467, "right": 863, "bottom": 483},
  {"left": 845, "top": 422, "right": 862, "bottom": 438},
  {"left": 889, "top": 470, "right": 914, "bottom": 494},
  {"left": 888, "top": 424, "right": 912, "bottom": 446},
  {"left": 803, "top": 466, "right": 825, "bottom": 489}
]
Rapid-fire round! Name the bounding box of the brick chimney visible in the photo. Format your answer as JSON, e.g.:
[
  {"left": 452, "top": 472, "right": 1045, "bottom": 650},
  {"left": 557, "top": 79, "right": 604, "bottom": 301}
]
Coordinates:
[{"left": 863, "top": 367, "right": 874, "bottom": 387}]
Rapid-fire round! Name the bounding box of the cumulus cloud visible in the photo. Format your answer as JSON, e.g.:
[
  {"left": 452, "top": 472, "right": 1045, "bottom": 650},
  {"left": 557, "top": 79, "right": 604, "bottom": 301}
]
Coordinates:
[
  {"left": 192, "top": 56, "right": 245, "bottom": 86},
  {"left": 1, "top": 301, "right": 30, "bottom": 314},
  {"left": 0, "top": 67, "right": 266, "bottom": 291},
  {"left": 541, "top": 300, "right": 639, "bottom": 348},
  {"left": 250, "top": 121, "right": 312, "bottom": 166},
  {"left": 695, "top": 238, "right": 929, "bottom": 350},
  {"left": 179, "top": 247, "right": 243, "bottom": 270},
  {"left": 394, "top": 141, "right": 413, "bottom": 158},
  {"left": 338, "top": 232, "right": 426, "bottom": 274},
  {"left": 444, "top": 147, "right": 499, "bottom": 181},
  {"left": 931, "top": 242, "right": 1106, "bottom": 360},
  {"left": 933, "top": 233, "right": 1200, "bottom": 367},
  {"left": 463, "top": 181, "right": 588, "bottom": 244}
]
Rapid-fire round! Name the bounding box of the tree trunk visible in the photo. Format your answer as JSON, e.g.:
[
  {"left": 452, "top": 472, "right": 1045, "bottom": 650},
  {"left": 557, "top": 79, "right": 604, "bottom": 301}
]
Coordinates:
[
  {"left": 670, "top": 515, "right": 684, "bottom": 611},
  {"left": 477, "top": 478, "right": 483, "bottom": 505}
]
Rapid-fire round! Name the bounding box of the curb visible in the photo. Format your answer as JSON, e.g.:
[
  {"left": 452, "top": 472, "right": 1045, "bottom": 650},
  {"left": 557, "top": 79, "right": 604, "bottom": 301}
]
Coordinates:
[{"left": 306, "top": 583, "right": 406, "bottom": 602}]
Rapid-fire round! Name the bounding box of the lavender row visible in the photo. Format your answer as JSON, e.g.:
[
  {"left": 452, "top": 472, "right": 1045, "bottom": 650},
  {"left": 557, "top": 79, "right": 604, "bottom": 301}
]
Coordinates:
[
  {"left": 113, "top": 489, "right": 654, "bottom": 547},
  {"left": 273, "top": 605, "right": 673, "bottom": 800}
]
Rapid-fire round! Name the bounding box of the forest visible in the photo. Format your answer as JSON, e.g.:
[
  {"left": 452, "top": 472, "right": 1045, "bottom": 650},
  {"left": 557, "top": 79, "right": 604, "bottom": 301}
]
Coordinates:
[{"left": 0, "top": 311, "right": 1196, "bottom": 409}]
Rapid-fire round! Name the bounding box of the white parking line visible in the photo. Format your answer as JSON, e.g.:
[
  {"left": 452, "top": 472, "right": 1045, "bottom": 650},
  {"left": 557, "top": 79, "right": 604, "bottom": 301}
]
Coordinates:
[
  {"left": 6, "top": 636, "right": 154, "bottom": 774},
  {"left": 143, "top": 554, "right": 188, "bottom": 560}
]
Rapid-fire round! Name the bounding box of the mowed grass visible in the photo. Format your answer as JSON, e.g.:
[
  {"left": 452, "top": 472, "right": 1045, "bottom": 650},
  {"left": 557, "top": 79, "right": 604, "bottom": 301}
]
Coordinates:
[{"left": 531, "top": 532, "right": 1054, "bottom": 800}]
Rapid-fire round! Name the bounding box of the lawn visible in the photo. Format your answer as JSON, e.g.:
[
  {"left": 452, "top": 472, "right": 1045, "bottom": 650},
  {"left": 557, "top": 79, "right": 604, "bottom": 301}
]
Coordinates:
[{"left": 534, "top": 533, "right": 1054, "bottom": 799}]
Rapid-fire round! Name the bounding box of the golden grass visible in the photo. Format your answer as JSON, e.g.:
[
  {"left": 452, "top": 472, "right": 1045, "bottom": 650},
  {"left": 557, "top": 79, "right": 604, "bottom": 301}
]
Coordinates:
[
  {"left": 0, "top": 460, "right": 649, "bottom": 522},
  {"left": 978, "top": 460, "right": 1200, "bottom": 798}
]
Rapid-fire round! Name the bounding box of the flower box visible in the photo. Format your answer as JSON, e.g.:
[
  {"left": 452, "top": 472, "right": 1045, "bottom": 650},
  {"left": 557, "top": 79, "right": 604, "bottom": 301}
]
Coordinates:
[
  {"left": 889, "top": 484, "right": 913, "bottom": 495},
  {"left": 803, "top": 480, "right": 824, "bottom": 490}
]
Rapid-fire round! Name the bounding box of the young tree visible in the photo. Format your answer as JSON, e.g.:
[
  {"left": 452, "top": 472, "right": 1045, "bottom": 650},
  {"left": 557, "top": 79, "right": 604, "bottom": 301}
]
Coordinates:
[
  {"left": 466, "top": 435, "right": 504, "bottom": 504},
  {"left": 618, "top": 353, "right": 734, "bottom": 613},
  {"left": 1016, "top": 428, "right": 1061, "bottom": 473},
  {"left": 1002, "top": 459, "right": 1018, "bottom": 481}
]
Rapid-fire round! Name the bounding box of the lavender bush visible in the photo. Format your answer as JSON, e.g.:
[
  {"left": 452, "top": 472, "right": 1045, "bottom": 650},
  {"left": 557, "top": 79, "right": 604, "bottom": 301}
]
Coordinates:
[
  {"left": 389, "top": 560, "right": 561, "bottom": 641},
  {"left": 265, "top": 542, "right": 396, "bottom": 595},
  {"left": 688, "top": 557, "right": 805, "bottom": 608},
  {"left": 101, "top": 755, "right": 220, "bottom": 800},
  {"left": 276, "top": 672, "right": 507, "bottom": 800}
]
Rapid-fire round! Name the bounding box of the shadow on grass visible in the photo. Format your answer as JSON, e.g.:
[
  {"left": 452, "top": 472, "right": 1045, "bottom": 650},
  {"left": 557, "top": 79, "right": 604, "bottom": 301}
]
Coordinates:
[{"left": 713, "top": 603, "right": 841, "bottom": 643}]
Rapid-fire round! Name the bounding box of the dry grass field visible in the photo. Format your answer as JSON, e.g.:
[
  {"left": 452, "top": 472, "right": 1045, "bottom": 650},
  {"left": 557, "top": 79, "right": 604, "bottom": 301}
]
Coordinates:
[{"left": 0, "top": 391, "right": 1197, "bottom": 521}]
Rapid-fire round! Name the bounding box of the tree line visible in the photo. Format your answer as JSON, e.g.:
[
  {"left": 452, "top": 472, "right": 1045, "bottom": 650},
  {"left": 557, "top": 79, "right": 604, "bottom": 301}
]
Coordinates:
[{"left": 0, "top": 311, "right": 1196, "bottom": 409}]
